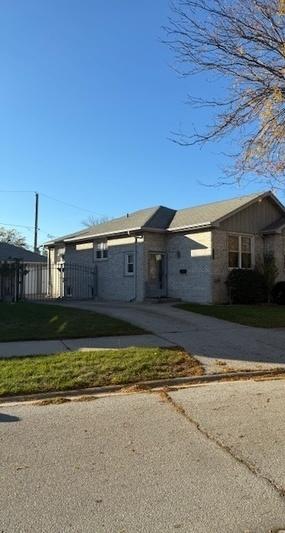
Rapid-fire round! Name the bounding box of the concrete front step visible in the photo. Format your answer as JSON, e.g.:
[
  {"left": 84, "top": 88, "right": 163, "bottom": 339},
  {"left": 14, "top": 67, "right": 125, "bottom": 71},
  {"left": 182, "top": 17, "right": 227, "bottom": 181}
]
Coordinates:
[{"left": 144, "top": 297, "right": 181, "bottom": 304}]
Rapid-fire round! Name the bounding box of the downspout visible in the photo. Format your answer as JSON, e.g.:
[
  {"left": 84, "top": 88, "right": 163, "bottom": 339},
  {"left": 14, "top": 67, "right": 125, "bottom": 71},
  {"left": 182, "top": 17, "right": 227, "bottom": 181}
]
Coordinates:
[{"left": 130, "top": 235, "right": 138, "bottom": 302}]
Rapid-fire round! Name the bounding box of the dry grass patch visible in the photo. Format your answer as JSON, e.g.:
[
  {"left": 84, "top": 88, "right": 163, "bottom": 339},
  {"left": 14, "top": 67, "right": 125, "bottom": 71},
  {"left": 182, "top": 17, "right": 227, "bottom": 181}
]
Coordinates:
[{"left": 0, "top": 347, "right": 203, "bottom": 397}]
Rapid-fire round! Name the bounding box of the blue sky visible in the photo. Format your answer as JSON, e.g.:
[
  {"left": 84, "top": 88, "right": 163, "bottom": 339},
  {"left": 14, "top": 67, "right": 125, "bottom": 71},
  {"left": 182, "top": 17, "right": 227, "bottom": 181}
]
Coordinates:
[{"left": 0, "top": 1, "right": 276, "bottom": 248}]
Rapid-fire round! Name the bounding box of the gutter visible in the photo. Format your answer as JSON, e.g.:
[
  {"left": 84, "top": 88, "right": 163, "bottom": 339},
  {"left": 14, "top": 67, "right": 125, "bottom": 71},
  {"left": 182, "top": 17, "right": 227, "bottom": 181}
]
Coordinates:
[
  {"left": 167, "top": 222, "right": 212, "bottom": 233},
  {"left": 1, "top": 368, "right": 284, "bottom": 405},
  {"left": 64, "top": 227, "right": 142, "bottom": 243}
]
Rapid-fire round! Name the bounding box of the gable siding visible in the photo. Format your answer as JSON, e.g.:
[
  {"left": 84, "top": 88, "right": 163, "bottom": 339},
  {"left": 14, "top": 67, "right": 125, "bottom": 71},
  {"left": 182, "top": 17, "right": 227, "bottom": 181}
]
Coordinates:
[{"left": 219, "top": 197, "right": 282, "bottom": 233}]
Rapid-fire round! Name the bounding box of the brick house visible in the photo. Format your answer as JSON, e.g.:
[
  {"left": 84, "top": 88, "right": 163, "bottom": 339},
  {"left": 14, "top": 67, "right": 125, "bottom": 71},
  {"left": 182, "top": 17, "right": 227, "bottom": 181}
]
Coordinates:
[{"left": 45, "top": 191, "right": 285, "bottom": 304}]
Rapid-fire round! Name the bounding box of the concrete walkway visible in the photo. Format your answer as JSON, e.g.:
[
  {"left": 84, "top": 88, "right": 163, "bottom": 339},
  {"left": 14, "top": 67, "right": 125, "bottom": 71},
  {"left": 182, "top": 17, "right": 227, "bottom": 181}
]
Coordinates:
[
  {"left": 60, "top": 300, "right": 285, "bottom": 374},
  {"left": 0, "top": 334, "right": 173, "bottom": 358}
]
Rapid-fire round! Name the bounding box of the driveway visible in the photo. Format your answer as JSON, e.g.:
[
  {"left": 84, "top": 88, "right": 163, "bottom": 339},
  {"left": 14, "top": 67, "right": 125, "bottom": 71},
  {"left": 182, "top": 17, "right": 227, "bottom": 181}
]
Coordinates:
[
  {"left": 2, "top": 379, "right": 285, "bottom": 532},
  {"left": 61, "top": 301, "right": 285, "bottom": 373}
]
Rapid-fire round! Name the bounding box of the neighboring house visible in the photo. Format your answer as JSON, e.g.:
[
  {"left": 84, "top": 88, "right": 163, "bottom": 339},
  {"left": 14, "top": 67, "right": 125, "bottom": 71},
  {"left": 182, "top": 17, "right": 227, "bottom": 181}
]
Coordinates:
[
  {"left": 0, "top": 243, "right": 47, "bottom": 301},
  {"left": 45, "top": 191, "right": 285, "bottom": 304}
]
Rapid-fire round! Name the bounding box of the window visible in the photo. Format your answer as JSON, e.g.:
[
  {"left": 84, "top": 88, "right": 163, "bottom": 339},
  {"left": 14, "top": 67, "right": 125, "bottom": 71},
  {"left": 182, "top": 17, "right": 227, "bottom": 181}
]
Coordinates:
[
  {"left": 56, "top": 247, "right": 65, "bottom": 263},
  {"left": 125, "top": 253, "right": 135, "bottom": 276},
  {"left": 95, "top": 241, "right": 108, "bottom": 260},
  {"left": 228, "top": 236, "right": 239, "bottom": 268},
  {"left": 228, "top": 235, "right": 253, "bottom": 269},
  {"left": 241, "top": 236, "right": 252, "bottom": 268}
]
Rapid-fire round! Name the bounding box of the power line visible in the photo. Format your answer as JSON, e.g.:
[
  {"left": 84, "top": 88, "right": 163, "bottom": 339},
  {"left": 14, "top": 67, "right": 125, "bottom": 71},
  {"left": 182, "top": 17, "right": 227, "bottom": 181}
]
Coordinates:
[
  {"left": 0, "top": 189, "right": 108, "bottom": 218},
  {"left": 40, "top": 193, "right": 107, "bottom": 217},
  {"left": 0, "top": 190, "right": 35, "bottom": 194},
  {"left": 0, "top": 221, "right": 34, "bottom": 230},
  {"left": 0, "top": 221, "right": 53, "bottom": 238}
]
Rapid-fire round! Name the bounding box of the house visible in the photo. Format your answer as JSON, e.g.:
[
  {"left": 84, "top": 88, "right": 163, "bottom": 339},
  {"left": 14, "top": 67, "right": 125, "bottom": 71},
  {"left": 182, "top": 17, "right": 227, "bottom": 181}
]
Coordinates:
[
  {"left": 0, "top": 243, "right": 47, "bottom": 301},
  {"left": 45, "top": 191, "right": 285, "bottom": 304}
]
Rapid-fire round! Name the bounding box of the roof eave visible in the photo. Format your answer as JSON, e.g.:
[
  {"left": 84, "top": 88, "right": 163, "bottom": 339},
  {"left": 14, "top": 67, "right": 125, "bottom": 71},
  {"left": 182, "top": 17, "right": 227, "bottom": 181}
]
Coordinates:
[
  {"left": 167, "top": 222, "right": 212, "bottom": 233},
  {"left": 263, "top": 223, "right": 285, "bottom": 235},
  {"left": 64, "top": 227, "right": 143, "bottom": 242}
]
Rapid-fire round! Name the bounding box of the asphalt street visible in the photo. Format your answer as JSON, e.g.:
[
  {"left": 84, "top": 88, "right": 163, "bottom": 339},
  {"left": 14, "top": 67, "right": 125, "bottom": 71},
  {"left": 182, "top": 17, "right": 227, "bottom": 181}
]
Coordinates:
[{"left": 1, "top": 379, "right": 285, "bottom": 532}]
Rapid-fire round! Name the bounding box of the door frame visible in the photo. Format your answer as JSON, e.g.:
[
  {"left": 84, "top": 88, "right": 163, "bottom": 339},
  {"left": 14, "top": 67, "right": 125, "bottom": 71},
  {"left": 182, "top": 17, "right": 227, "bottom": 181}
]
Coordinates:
[{"left": 146, "top": 251, "right": 167, "bottom": 298}]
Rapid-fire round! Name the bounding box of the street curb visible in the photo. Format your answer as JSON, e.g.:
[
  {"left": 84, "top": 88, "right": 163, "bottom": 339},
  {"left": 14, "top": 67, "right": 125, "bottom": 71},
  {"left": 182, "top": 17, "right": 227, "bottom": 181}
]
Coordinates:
[{"left": 1, "top": 368, "right": 285, "bottom": 405}]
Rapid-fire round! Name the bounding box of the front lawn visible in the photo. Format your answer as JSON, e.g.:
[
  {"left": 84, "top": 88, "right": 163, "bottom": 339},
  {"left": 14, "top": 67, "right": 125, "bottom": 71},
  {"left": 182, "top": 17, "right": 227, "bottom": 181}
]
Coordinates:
[
  {"left": 176, "top": 303, "right": 285, "bottom": 328},
  {"left": 0, "top": 303, "right": 145, "bottom": 342},
  {"left": 0, "top": 347, "right": 203, "bottom": 396}
]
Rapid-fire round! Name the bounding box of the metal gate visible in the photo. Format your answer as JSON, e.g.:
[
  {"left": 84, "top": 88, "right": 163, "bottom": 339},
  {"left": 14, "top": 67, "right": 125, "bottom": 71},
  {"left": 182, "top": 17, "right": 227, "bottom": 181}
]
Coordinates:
[{"left": 0, "top": 261, "right": 96, "bottom": 302}]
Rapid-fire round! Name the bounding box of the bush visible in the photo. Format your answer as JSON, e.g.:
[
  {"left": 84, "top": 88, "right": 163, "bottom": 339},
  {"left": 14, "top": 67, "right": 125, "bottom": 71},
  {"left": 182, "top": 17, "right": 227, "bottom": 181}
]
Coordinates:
[
  {"left": 258, "top": 253, "right": 279, "bottom": 303},
  {"left": 226, "top": 269, "right": 266, "bottom": 304},
  {"left": 272, "top": 282, "right": 285, "bottom": 305}
]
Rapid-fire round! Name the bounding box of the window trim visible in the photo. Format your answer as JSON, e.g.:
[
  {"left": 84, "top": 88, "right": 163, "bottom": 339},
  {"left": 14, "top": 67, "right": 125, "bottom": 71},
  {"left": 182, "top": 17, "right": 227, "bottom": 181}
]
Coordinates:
[
  {"left": 95, "top": 241, "right": 109, "bottom": 261},
  {"left": 124, "top": 252, "right": 135, "bottom": 276},
  {"left": 228, "top": 234, "right": 254, "bottom": 270}
]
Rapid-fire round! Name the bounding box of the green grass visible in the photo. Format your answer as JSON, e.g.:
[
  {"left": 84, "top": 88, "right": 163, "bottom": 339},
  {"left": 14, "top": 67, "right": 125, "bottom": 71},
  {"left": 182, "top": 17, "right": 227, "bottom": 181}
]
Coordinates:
[
  {"left": 0, "top": 302, "right": 145, "bottom": 342},
  {"left": 0, "top": 347, "right": 203, "bottom": 396},
  {"left": 176, "top": 303, "right": 285, "bottom": 328}
]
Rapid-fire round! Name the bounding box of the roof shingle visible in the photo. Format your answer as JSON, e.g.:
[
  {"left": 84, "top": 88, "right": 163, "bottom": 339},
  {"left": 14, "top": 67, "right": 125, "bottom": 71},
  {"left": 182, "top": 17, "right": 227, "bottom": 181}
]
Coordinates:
[
  {"left": 0, "top": 243, "right": 47, "bottom": 262},
  {"left": 50, "top": 206, "right": 176, "bottom": 244},
  {"left": 168, "top": 192, "right": 264, "bottom": 230},
  {"left": 46, "top": 191, "right": 283, "bottom": 245}
]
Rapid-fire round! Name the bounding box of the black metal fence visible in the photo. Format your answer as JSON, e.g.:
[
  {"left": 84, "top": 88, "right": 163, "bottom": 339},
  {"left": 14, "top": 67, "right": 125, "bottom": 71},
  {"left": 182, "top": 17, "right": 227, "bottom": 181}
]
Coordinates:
[{"left": 0, "top": 261, "right": 96, "bottom": 302}]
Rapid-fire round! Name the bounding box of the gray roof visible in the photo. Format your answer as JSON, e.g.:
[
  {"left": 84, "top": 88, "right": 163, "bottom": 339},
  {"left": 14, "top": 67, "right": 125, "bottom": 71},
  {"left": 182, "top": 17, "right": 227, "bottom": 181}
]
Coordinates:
[
  {"left": 49, "top": 206, "right": 176, "bottom": 244},
  {"left": 46, "top": 191, "right": 284, "bottom": 245},
  {"left": 0, "top": 243, "right": 47, "bottom": 263},
  {"left": 168, "top": 192, "right": 265, "bottom": 230},
  {"left": 262, "top": 216, "right": 285, "bottom": 234}
]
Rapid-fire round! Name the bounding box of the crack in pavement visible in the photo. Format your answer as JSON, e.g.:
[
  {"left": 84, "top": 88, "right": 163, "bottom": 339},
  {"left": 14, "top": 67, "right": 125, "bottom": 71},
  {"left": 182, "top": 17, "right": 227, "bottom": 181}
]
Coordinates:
[{"left": 159, "top": 390, "right": 285, "bottom": 501}]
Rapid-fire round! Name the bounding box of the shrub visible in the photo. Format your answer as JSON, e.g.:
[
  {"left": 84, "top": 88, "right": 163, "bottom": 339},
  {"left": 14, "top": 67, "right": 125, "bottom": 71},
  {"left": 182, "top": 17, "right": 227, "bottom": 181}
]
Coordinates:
[
  {"left": 272, "top": 282, "right": 285, "bottom": 305},
  {"left": 226, "top": 269, "right": 266, "bottom": 304},
  {"left": 258, "top": 253, "right": 279, "bottom": 303}
]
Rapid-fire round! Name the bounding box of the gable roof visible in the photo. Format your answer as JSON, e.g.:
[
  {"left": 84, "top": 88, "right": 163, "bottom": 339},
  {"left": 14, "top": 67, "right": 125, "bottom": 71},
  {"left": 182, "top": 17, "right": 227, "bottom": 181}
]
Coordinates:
[
  {"left": 47, "top": 206, "right": 176, "bottom": 244},
  {"left": 46, "top": 191, "right": 285, "bottom": 245},
  {"left": 168, "top": 192, "right": 269, "bottom": 231},
  {"left": 0, "top": 243, "right": 47, "bottom": 263}
]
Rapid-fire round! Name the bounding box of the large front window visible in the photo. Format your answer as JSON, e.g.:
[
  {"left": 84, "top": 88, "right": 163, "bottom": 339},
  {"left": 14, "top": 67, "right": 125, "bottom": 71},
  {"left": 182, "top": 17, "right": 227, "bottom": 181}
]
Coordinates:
[{"left": 228, "top": 235, "right": 253, "bottom": 269}]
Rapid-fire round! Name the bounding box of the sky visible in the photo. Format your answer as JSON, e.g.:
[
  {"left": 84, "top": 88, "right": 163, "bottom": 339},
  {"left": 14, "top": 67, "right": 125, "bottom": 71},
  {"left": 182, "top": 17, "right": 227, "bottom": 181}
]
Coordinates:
[{"left": 0, "top": 0, "right": 280, "bottom": 249}]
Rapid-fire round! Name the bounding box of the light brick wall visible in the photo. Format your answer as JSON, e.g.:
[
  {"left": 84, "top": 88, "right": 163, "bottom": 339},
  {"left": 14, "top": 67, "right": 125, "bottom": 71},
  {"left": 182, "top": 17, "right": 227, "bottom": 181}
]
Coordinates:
[
  {"left": 264, "top": 233, "right": 285, "bottom": 282},
  {"left": 66, "top": 237, "right": 145, "bottom": 302},
  {"left": 212, "top": 230, "right": 265, "bottom": 303},
  {"left": 167, "top": 231, "right": 212, "bottom": 303},
  {"left": 65, "top": 243, "right": 94, "bottom": 265}
]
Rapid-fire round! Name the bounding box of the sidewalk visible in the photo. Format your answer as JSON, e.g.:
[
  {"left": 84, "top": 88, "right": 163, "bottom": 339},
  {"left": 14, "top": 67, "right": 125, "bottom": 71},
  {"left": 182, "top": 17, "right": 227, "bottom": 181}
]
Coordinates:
[{"left": 0, "top": 334, "right": 174, "bottom": 358}]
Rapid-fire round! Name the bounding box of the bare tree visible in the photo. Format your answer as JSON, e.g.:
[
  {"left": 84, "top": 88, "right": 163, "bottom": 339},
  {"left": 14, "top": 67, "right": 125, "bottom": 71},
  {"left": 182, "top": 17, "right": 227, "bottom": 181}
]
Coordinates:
[
  {"left": 81, "top": 216, "right": 111, "bottom": 228},
  {"left": 0, "top": 227, "right": 27, "bottom": 247},
  {"left": 164, "top": 0, "right": 285, "bottom": 186}
]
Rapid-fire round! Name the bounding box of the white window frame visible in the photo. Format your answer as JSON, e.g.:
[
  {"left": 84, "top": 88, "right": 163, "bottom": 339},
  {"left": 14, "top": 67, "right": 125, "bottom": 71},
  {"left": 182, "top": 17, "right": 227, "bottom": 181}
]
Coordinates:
[
  {"left": 228, "top": 234, "right": 254, "bottom": 270},
  {"left": 124, "top": 252, "right": 135, "bottom": 276},
  {"left": 56, "top": 247, "right": 65, "bottom": 263},
  {"left": 95, "top": 241, "right": 108, "bottom": 260}
]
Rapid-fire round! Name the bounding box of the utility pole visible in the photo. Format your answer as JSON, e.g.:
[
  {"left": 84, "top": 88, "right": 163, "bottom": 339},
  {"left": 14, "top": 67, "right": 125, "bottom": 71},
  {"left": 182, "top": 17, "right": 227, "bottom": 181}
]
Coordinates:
[{"left": 34, "top": 192, "right": 39, "bottom": 252}]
